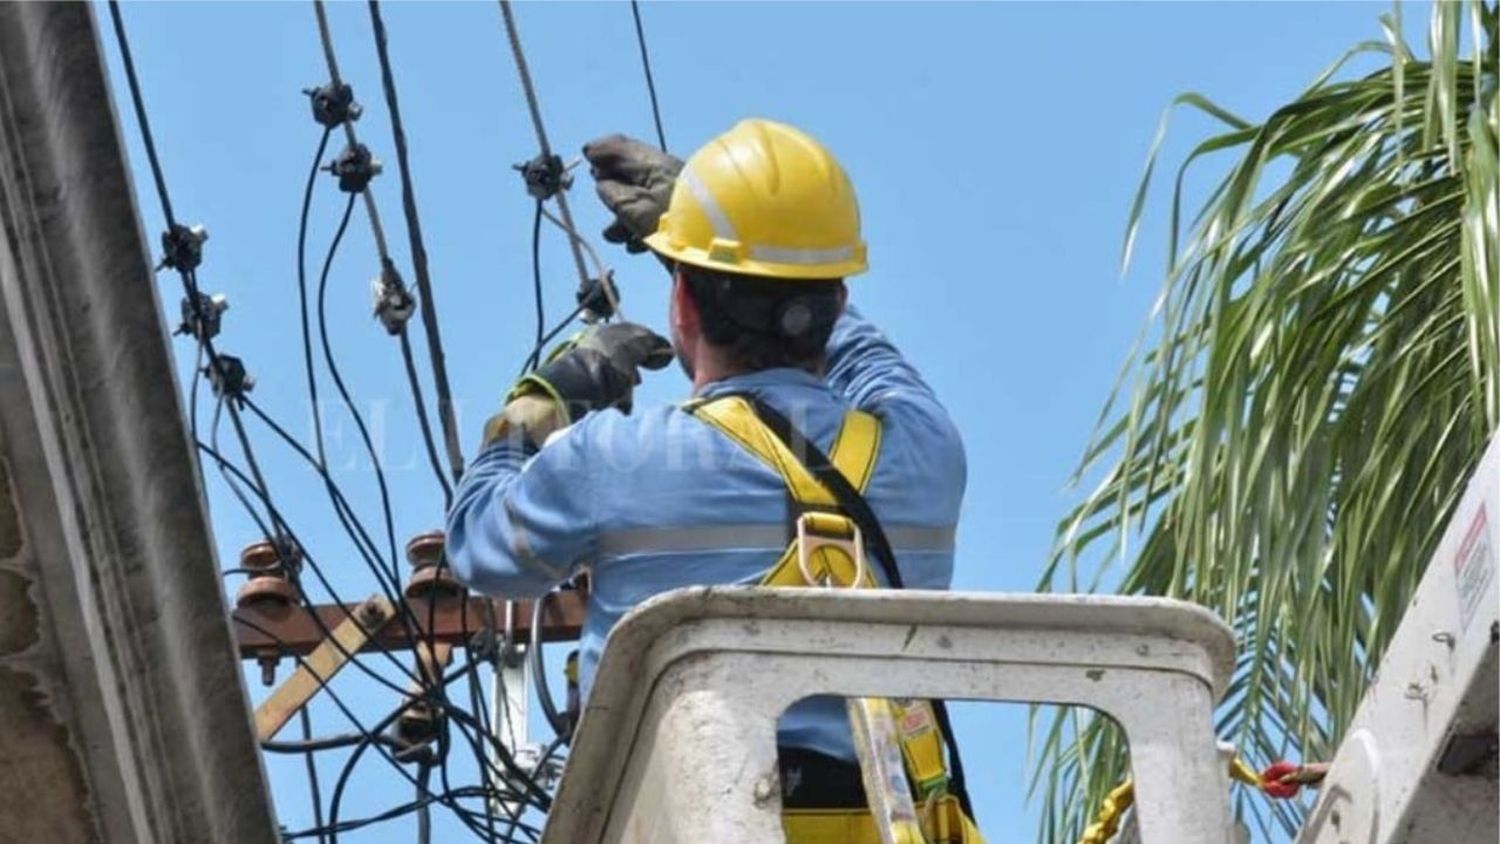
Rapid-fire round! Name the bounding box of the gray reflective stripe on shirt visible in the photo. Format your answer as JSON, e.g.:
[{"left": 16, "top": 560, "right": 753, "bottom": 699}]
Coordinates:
[
  {"left": 596, "top": 523, "right": 956, "bottom": 558},
  {"left": 505, "top": 496, "right": 568, "bottom": 579}
]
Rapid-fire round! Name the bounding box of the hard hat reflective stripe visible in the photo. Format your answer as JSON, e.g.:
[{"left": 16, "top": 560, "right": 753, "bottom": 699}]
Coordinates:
[
  {"left": 681, "top": 165, "right": 858, "bottom": 269},
  {"left": 680, "top": 165, "right": 739, "bottom": 241},
  {"left": 595, "top": 522, "right": 956, "bottom": 559},
  {"left": 749, "top": 243, "right": 857, "bottom": 267}
]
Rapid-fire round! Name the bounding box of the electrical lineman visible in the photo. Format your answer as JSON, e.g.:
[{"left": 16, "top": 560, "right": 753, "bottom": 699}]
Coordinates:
[{"left": 448, "top": 118, "right": 983, "bottom": 842}]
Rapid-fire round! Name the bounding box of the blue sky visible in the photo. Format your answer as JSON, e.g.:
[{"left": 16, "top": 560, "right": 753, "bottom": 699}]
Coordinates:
[{"left": 100, "top": 1, "right": 1400, "bottom": 840}]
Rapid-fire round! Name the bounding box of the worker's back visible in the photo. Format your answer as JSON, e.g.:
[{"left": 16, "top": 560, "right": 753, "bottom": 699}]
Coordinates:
[{"left": 447, "top": 306, "right": 966, "bottom": 761}]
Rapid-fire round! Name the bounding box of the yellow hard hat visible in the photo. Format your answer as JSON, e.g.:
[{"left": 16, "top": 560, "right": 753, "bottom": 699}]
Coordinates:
[{"left": 644, "top": 118, "right": 868, "bottom": 281}]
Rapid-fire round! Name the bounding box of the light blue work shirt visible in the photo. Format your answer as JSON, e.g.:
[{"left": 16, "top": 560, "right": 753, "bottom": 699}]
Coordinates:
[{"left": 447, "top": 307, "right": 966, "bottom": 761}]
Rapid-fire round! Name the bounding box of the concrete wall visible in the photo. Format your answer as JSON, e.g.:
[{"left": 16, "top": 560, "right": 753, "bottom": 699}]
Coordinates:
[{"left": 0, "top": 4, "right": 277, "bottom": 841}]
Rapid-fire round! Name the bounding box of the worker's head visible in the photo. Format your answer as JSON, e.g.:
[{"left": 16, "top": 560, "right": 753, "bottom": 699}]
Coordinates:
[
  {"left": 668, "top": 263, "right": 846, "bottom": 380},
  {"left": 646, "top": 119, "right": 866, "bottom": 384}
]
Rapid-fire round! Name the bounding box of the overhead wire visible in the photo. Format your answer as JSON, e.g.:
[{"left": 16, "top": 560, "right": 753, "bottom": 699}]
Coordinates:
[
  {"left": 307, "top": 6, "right": 559, "bottom": 836},
  {"left": 234, "top": 611, "right": 520, "bottom": 843},
  {"left": 367, "top": 0, "right": 466, "bottom": 491},
  {"left": 496, "top": 0, "right": 622, "bottom": 319},
  {"left": 118, "top": 0, "right": 686, "bottom": 835},
  {"left": 298, "top": 708, "right": 329, "bottom": 844},
  {"left": 311, "top": 0, "right": 392, "bottom": 263},
  {"left": 628, "top": 0, "right": 668, "bottom": 152}
]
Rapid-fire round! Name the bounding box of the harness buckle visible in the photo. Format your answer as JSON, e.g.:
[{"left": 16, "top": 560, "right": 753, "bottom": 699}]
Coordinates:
[{"left": 795, "top": 512, "right": 867, "bottom": 589}]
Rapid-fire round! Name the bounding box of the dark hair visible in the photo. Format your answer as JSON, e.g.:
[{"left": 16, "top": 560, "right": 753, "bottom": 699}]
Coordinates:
[{"left": 679, "top": 263, "right": 844, "bottom": 372}]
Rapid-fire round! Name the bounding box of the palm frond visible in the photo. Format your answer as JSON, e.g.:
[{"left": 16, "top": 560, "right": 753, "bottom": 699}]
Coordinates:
[{"left": 1032, "top": 3, "right": 1499, "bottom": 841}]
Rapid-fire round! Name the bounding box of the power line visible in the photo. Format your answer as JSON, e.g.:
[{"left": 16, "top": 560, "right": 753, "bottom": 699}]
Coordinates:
[
  {"left": 629, "top": 0, "right": 668, "bottom": 152},
  {"left": 496, "top": 0, "right": 593, "bottom": 296},
  {"left": 368, "top": 0, "right": 466, "bottom": 490},
  {"left": 311, "top": 0, "right": 393, "bottom": 263}
]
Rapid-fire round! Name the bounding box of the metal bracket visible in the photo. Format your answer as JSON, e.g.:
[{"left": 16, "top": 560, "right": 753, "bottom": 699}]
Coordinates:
[{"left": 254, "top": 596, "right": 396, "bottom": 741}]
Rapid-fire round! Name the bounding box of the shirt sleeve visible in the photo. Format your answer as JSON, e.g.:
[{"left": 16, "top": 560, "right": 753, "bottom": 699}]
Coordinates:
[
  {"left": 825, "top": 305, "right": 949, "bottom": 421},
  {"left": 445, "top": 422, "right": 598, "bottom": 598}
]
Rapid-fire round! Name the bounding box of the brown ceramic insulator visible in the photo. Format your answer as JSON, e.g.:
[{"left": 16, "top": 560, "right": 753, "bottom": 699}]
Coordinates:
[
  {"left": 240, "top": 538, "right": 302, "bottom": 576},
  {"left": 235, "top": 576, "right": 297, "bottom": 610},
  {"left": 240, "top": 539, "right": 282, "bottom": 573},
  {"left": 404, "top": 564, "right": 465, "bottom": 602},
  {"left": 405, "top": 530, "right": 445, "bottom": 570}
]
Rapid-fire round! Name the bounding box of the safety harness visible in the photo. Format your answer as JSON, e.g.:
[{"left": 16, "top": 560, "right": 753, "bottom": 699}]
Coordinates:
[{"left": 685, "top": 394, "right": 985, "bottom": 844}]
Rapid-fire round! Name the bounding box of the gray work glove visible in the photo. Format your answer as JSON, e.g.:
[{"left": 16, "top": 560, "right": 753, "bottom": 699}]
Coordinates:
[
  {"left": 582, "top": 135, "right": 683, "bottom": 253},
  {"left": 511, "top": 321, "right": 675, "bottom": 423}
]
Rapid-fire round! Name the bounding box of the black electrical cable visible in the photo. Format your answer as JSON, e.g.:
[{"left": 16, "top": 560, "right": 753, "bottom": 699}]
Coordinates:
[
  {"left": 105, "top": 0, "right": 175, "bottom": 227},
  {"left": 529, "top": 592, "right": 569, "bottom": 739},
  {"left": 263, "top": 732, "right": 400, "bottom": 754},
  {"left": 456, "top": 589, "right": 501, "bottom": 839},
  {"left": 235, "top": 614, "right": 508, "bottom": 843},
  {"left": 521, "top": 303, "right": 585, "bottom": 377},
  {"left": 416, "top": 761, "right": 434, "bottom": 844},
  {"left": 501, "top": 733, "right": 566, "bottom": 843},
  {"left": 285, "top": 788, "right": 542, "bottom": 841},
  {"left": 298, "top": 708, "right": 328, "bottom": 844},
  {"left": 526, "top": 200, "right": 546, "bottom": 373},
  {"left": 400, "top": 330, "right": 455, "bottom": 507},
  {"left": 201, "top": 439, "right": 425, "bottom": 693},
  {"left": 292, "top": 166, "right": 443, "bottom": 686},
  {"left": 295, "top": 638, "right": 545, "bottom": 843},
  {"left": 292, "top": 129, "right": 409, "bottom": 589},
  {"left": 237, "top": 395, "right": 440, "bottom": 689},
  {"left": 367, "top": 0, "right": 466, "bottom": 486},
  {"left": 628, "top": 0, "right": 668, "bottom": 152},
  {"left": 112, "top": 5, "right": 540, "bottom": 835},
  {"left": 315, "top": 194, "right": 403, "bottom": 586},
  {"left": 109, "top": 1, "right": 280, "bottom": 535}
]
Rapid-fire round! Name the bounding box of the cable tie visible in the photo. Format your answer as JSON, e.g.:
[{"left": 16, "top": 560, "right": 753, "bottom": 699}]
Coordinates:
[
  {"left": 326, "top": 143, "right": 382, "bottom": 194},
  {"left": 514, "top": 152, "right": 570, "bottom": 200},
  {"left": 174, "top": 291, "right": 229, "bottom": 341},
  {"left": 158, "top": 223, "right": 209, "bottom": 272},
  {"left": 370, "top": 263, "right": 416, "bottom": 335},
  {"left": 303, "top": 81, "right": 362, "bottom": 128}
]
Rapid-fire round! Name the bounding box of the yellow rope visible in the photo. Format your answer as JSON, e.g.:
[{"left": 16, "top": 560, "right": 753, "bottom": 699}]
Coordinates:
[
  {"left": 1078, "top": 754, "right": 1272, "bottom": 844},
  {"left": 1078, "top": 780, "right": 1135, "bottom": 844}
]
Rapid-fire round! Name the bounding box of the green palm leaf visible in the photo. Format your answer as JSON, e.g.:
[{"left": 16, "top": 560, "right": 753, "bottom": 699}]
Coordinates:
[{"left": 1032, "top": 3, "right": 1499, "bottom": 841}]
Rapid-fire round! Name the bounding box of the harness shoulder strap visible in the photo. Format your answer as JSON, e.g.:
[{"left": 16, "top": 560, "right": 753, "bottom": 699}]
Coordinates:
[
  {"left": 689, "top": 395, "right": 882, "bottom": 589},
  {"left": 688, "top": 395, "right": 880, "bottom": 502}
]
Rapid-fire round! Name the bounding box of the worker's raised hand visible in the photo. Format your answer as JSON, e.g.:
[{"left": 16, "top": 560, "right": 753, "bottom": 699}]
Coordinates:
[
  {"left": 582, "top": 135, "right": 682, "bottom": 253},
  {"left": 512, "top": 322, "right": 674, "bottom": 424}
]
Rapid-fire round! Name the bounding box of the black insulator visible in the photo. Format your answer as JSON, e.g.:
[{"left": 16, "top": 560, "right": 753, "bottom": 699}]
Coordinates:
[
  {"left": 326, "top": 143, "right": 381, "bottom": 194},
  {"left": 514, "top": 153, "right": 570, "bottom": 200},
  {"left": 303, "top": 82, "right": 361, "bottom": 128},
  {"left": 159, "top": 223, "right": 208, "bottom": 273}
]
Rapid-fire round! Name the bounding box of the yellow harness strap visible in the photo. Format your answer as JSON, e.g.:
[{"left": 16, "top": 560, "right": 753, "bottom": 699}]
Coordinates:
[
  {"left": 689, "top": 395, "right": 881, "bottom": 589},
  {"left": 687, "top": 396, "right": 981, "bottom": 844}
]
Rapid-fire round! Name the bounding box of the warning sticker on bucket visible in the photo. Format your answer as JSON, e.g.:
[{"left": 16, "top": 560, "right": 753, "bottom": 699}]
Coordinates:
[{"left": 1454, "top": 504, "right": 1495, "bottom": 632}]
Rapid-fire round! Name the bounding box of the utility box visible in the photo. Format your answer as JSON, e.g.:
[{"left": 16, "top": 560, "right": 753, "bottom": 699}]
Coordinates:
[{"left": 1298, "top": 437, "right": 1499, "bottom": 844}]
